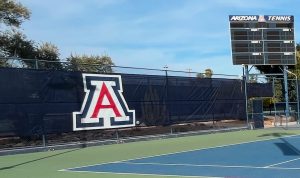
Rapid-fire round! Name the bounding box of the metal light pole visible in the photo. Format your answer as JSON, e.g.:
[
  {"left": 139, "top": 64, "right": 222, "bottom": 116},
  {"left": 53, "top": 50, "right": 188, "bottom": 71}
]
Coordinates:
[
  {"left": 163, "top": 65, "right": 168, "bottom": 77},
  {"left": 187, "top": 68, "right": 192, "bottom": 77}
]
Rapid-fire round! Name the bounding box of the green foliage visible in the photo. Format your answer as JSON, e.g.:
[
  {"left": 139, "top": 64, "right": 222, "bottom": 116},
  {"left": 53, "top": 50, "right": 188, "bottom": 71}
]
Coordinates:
[
  {"left": 0, "top": 30, "right": 36, "bottom": 67},
  {"left": 249, "top": 75, "right": 258, "bottom": 83},
  {"left": 0, "top": 31, "right": 63, "bottom": 68},
  {"left": 0, "top": 0, "right": 31, "bottom": 28},
  {"left": 255, "top": 65, "right": 283, "bottom": 75},
  {"left": 196, "top": 73, "right": 205, "bottom": 78},
  {"left": 196, "top": 68, "right": 213, "bottom": 78},
  {"left": 0, "top": 57, "right": 8, "bottom": 66},
  {"left": 0, "top": 30, "right": 36, "bottom": 58},
  {"left": 36, "top": 42, "right": 60, "bottom": 61},
  {"left": 67, "top": 54, "right": 114, "bottom": 73},
  {"left": 35, "top": 42, "right": 62, "bottom": 70},
  {"left": 0, "top": 1, "right": 116, "bottom": 71},
  {"left": 273, "top": 79, "right": 283, "bottom": 102},
  {"left": 204, "top": 68, "right": 213, "bottom": 78},
  {"left": 263, "top": 98, "right": 272, "bottom": 107},
  {"left": 0, "top": 1, "right": 62, "bottom": 69},
  {"left": 0, "top": 0, "right": 34, "bottom": 67}
]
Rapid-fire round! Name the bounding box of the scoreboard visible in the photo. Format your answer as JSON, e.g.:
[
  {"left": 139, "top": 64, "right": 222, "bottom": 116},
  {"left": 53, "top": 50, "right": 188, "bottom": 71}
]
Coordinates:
[{"left": 229, "top": 15, "right": 296, "bottom": 65}]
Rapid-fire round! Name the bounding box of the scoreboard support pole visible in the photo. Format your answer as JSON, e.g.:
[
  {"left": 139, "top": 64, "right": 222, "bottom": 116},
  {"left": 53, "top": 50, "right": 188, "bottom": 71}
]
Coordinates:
[
  {"left": 243, "top": 65, "right": 250, "bottom": 128},
  {"left": 283, "top": 65, "right": 290, "bottom": 127},
  {"left": 245, "top": 65, "right": 249, "bottom": 82}
]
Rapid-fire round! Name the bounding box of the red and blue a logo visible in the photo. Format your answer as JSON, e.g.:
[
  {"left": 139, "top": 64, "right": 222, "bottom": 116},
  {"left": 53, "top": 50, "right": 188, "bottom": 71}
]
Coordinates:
[{"left": 73, "top": 74, "right": 135, "bottom": 131}]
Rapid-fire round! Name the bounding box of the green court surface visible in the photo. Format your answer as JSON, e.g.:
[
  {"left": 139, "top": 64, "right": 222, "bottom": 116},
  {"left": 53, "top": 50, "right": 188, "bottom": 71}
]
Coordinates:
[{"left": 1, "top": 128, "right": 300, "bottom": 178}]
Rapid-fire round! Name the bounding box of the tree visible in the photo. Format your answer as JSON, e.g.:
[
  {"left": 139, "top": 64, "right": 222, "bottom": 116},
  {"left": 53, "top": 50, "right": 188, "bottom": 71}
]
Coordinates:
[
  {"left": 0, "top": 0, "right": 31, "bottom": 28},
  {"left": 36, "top": 42, "right": 60, "bottom": 61},
  {"left": 35, "top": 42, "right": 62, "bottom": 69},
  {"left": 0, "top": 0, "right": 33, "bottom": 67},
  {"left": 196, "top": 73, "right": 205, "bottom": 78},
  {"left": 0, "top": 30, "right": 36, "bottom": 67},
  {"left": 0, "top": 56, "right": 7, "bottom": 66},
  {"left": 204, "top": 68, "right": 213, "bottom": 78},
  {"left": 0, "top": 30, "right": 63, "bottom": 69},
  {"left": 196, "top": 68, "right": 213, "bottom": 78},
  {"left": 249, "top": 75, "right": 258, "bottom": 83},
  {"left": 0, "top": 0, "right": 61, "bottom": 69},
  {"left": 67, "top": 54, "right": 114, "bottom": 73},
  {"left": 0, "top": 30, "right": 36, "bottom": 58}
]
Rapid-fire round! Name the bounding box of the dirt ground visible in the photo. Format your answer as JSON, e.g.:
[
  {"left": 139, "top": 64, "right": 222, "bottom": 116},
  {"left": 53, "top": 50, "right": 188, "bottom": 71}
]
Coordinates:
[
  {"left": 264, "top": 117, "right": 274, "bottom": 128},
  {"left": 0, "top": 119, "right": 246, "bottom": 149},
  {"left": 263, "top": 115, "right": 298, "bottom": 128}
]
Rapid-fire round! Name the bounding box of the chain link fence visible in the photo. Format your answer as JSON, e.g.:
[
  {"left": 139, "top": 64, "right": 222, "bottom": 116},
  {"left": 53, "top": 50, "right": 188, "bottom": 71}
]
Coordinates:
[
  {"left": 0, "top": 57, "right": 248, "bottom": 153},
  {"left": 245, "top": 74, "right": 300, "bottom": 129}
]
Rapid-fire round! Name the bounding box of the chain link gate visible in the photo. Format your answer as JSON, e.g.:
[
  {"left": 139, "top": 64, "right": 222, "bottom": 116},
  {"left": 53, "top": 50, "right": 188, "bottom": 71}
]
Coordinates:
[
  {"left": 245, "top": 74, "right": 300, "bottom": 129},
  {"left": 272, "top": 77, "right": 300, "bottom": 128}
]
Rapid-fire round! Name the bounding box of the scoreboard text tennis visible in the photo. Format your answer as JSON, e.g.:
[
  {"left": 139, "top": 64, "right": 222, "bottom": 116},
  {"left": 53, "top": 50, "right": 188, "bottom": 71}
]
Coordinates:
[{"left": 229, "top": 15, "right": 295, "bottom": 65}]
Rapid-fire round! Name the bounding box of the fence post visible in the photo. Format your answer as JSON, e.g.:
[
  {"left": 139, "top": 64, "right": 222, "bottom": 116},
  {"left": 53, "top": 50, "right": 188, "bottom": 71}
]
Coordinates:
[
  {"left": 164, "top": 65, "right": 170, "bottom": 125},
  {"left": 296, "top": 78, "right": 300, "bottom": 124},
  {"left": 272, "top": 77, "right": 278, "bottom": 127},
  {"left": 116, "top": 129, "right": 119, "bottom": 140},
  {"left": 42, "top": 134, "right": 46, "bottom": 148},
  {"left": 35, "top": 58, "right": 39, "bottom": 69}
]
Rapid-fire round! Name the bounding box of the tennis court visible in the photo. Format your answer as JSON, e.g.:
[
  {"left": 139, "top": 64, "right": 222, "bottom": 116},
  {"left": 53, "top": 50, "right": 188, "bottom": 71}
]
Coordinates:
[
  {"left": 65, "top": 133, "right": 300, "bottom": 178},
  {"left": 2, "top": 129, "right": 300, "bottom": 178}
]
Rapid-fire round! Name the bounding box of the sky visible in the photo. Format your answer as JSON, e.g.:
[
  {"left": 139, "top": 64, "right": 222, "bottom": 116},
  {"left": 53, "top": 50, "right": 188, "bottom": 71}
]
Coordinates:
[{"left": 18, "top": 0, "right": 300, "bottom": 76}]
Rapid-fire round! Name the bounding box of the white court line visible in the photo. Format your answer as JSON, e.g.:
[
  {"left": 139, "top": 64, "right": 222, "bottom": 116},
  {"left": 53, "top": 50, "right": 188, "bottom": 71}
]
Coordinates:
[
  {"left": 265, "top": 157, "right": 300, "bottom": 168},
  {"left": 61, "top": 133, "right": 300, "bottom": 172},
  {"left": 121, "top": 161, "right": 300, "bottom": 170},
  {"left": 60, "top": 169, "right": 222, "bottom": 178}
]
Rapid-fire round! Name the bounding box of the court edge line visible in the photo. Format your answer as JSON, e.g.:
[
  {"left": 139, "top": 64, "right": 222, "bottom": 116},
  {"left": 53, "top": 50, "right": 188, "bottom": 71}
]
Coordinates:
[
  {"left": 121, "top": 161, "right": 300, "bottom": 170},
  {"left": 59, "top": 169, "right": 222, "bottom": 178},
  {"left": 265, "top": 157, "right": 300, "bottom": 168},
  {"left": 61, "top": 133, "right": 300, "bottom": 171}
]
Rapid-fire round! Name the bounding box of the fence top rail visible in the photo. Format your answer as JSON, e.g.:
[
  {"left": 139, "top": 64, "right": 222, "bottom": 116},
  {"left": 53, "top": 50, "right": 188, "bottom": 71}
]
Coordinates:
[
  {"left": 249, "top": 73, "right": 284, "bottom": 76},
  {"left": 0, "top": 57, "right": 240, "bottom": 78}
]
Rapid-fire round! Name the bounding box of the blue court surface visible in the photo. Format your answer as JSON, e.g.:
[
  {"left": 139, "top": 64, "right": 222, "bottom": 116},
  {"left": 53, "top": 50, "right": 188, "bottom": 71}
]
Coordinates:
[{"left": 64, "top": 135, "right": 300, "bottom": 178}]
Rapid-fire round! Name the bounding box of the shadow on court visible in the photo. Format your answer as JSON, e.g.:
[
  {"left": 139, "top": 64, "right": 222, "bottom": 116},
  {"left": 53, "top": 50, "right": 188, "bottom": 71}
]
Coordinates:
[
  {"left": 258, "top": 132, "right": 300, "bottom": 156},
  {"left": 257, "top": 132, "right": 294, "bottom": 138},
  {"left": 0, "top": 148, "right": 81, "bottom": 171}
]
